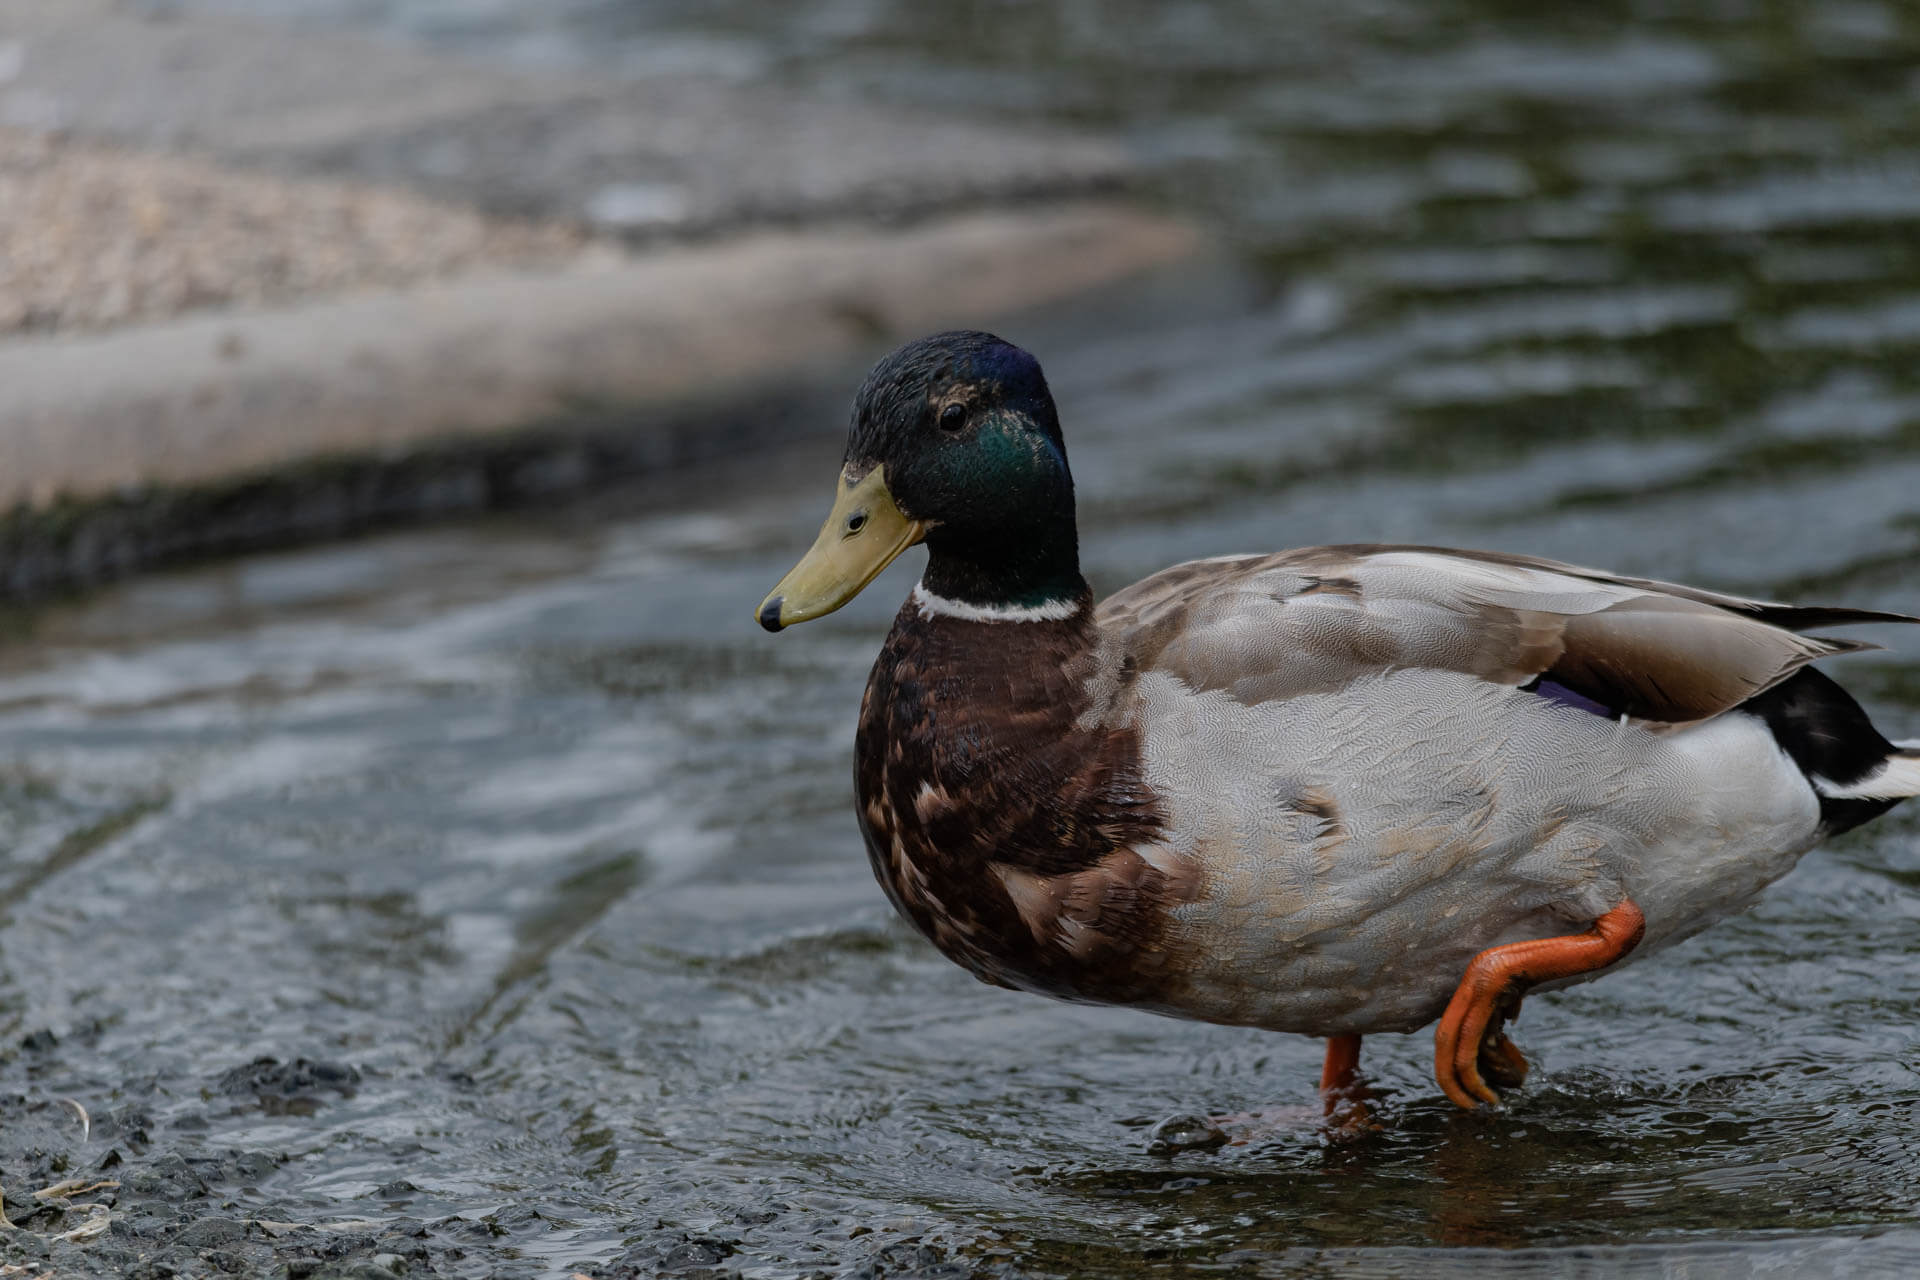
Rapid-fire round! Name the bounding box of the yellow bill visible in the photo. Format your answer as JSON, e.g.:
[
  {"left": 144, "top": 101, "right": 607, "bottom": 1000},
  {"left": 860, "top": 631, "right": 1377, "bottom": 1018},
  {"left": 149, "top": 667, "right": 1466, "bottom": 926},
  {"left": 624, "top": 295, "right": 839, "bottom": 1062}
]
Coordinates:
[{"left": 758, "top": 466, "right": 928, "bottom": 631}]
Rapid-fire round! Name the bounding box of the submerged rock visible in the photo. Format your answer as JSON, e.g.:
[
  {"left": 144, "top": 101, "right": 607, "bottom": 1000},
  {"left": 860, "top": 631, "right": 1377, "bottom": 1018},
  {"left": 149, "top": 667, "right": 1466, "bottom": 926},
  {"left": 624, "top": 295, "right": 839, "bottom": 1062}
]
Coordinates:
[
  {"left": 1144, "top": 1113, "right": 1230, "bottom": 1156},
  {"left": 215, "top": 1057, "right": 361, "bottom": 1114}
]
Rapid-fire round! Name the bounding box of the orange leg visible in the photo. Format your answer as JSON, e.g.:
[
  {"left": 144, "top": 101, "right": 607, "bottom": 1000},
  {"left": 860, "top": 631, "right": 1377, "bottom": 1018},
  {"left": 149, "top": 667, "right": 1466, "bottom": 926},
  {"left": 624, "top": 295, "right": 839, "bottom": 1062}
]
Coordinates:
[
  {"left": 1319, "top": 1033, "right": 1374, "bottom": 1131},
  {"left": 1433, "top": 899, "right": 1646, "bottom": 1109},
  {"left": 1320, "top": 1033, "right": 1362, "bottom": 1093}
]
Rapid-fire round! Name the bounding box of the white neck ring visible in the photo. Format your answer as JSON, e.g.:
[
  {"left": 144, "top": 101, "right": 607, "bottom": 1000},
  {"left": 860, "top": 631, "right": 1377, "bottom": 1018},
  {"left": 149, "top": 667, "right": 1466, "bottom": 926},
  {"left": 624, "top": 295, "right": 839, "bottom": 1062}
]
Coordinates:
[{"left": 911, "top": 582, "right": 1082, "bottom": 624}]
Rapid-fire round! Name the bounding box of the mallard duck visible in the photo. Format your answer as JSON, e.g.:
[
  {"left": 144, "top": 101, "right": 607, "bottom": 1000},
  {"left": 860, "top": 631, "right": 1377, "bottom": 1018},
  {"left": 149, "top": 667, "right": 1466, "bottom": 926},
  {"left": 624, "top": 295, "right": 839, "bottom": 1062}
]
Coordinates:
[{"left": 756, "top": 330, "right": 1920, "bottom": 1111}]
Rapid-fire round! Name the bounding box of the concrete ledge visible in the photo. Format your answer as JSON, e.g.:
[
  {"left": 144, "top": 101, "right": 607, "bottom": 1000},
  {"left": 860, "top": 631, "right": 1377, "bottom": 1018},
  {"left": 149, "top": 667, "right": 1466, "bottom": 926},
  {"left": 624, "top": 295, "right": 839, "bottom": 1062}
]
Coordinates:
[{"left": 0, "top": 201, "right": 1200, "bottom": 596}]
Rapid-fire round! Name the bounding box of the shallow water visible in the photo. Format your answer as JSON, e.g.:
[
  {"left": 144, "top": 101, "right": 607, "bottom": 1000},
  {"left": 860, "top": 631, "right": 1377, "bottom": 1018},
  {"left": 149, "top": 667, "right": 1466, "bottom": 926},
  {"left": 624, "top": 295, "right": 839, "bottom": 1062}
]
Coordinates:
[{"left": 21, "top": 1, "right": 1920, "bottom": 1276}]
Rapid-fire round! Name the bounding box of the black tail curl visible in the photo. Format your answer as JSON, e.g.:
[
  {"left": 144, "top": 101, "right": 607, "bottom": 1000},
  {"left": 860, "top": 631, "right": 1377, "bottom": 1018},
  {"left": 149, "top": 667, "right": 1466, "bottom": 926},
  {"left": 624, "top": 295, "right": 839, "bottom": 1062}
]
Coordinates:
[{"left": 1742, "top": 667, "right": 1908, "bottom": 835}]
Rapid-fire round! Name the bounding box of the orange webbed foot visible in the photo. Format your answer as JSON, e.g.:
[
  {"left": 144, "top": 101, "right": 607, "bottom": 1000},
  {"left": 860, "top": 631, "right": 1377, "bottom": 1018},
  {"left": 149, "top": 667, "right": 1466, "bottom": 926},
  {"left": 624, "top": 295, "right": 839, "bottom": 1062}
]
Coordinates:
[
  {"left": 1192, "top": 1034, "right": 1376, "bottom": 1147},
  {"left": 1476, "top": 1025, "right": 1529, "bottom": 1091},
  {"left": 1433, "top": 899, "right": 1646, "bottom": 1109}
]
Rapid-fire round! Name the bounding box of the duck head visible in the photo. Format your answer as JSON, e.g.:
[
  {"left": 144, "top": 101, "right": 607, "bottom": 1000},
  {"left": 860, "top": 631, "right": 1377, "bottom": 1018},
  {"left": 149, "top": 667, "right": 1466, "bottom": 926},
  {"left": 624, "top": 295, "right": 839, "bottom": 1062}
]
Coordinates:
[{"left": 758, "top": 331, "right": 1083, "bottom": 631}]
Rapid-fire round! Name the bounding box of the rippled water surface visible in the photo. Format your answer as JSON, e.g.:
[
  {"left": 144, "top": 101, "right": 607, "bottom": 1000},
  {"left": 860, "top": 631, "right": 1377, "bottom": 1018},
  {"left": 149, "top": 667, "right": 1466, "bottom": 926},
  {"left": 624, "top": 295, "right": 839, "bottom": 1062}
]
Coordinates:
[{"left": 23, "top": 1, "right": 1920, "bottom": 1275}]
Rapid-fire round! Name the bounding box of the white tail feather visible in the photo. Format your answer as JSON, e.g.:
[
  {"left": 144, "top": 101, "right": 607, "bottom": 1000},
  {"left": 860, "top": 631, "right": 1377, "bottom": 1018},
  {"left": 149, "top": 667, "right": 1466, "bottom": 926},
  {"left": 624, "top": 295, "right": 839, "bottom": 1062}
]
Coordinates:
[{"left": 1816, "top": 750, "right": 1920, "bottom": 800}]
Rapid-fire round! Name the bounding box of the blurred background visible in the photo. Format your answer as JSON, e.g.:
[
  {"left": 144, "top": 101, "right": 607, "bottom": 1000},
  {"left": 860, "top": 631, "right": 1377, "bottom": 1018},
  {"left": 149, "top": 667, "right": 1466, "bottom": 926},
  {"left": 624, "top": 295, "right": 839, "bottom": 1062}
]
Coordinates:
[{"left": 2, "top": 2, "right": 1920, "bottom": 1277}]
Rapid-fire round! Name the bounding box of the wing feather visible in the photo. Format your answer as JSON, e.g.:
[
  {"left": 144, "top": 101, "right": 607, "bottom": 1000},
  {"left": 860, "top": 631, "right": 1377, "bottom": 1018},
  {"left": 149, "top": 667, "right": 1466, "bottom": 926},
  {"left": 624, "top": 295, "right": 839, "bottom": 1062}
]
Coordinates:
[{"left": 1097, "top": 546, "right": 1916, "bottom": 723}]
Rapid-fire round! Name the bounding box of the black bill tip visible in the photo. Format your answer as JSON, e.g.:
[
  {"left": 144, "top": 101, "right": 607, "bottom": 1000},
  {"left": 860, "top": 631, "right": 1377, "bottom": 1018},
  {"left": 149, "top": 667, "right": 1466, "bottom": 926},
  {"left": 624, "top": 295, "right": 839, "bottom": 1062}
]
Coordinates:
[{"left": 758, "top": 597, "right": 786, "bottom": 632}]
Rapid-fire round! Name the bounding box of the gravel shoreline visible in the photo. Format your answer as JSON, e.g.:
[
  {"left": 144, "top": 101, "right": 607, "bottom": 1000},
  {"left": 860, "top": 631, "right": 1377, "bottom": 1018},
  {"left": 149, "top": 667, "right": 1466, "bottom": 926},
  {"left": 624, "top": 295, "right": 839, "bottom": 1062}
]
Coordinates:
[
  {"left": 0, "top": 1052, "right": 575, "bottom": 1280},
  {"left": 0, "top": 1044, "right": 998, "bottom": 1278},
  {"left": 0, "top": 126, "right": 588, "bottom": 336}
]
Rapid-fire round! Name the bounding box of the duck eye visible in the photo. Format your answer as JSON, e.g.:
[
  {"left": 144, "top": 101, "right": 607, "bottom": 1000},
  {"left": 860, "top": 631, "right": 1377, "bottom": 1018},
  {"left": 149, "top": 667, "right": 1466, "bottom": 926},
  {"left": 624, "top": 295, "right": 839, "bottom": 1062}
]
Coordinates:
[
  {"left": 846, "top": 511, "right": 868, "bottom": 535},
  {"left": 939, "top": 403, "right": 967, "bottom": 432}
]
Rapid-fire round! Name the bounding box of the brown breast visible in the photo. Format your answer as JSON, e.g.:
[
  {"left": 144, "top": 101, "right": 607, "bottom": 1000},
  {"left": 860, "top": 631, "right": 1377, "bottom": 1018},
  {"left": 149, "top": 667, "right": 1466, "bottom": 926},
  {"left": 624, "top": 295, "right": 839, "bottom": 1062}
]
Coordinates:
[{"left": 853, "top": 593, "right": 1192, "bottom": 1005}]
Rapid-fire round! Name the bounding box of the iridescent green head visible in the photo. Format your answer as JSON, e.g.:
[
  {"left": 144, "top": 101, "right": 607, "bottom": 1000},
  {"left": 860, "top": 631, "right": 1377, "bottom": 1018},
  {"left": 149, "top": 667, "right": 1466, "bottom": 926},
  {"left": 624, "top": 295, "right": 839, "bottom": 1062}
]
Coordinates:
[{"left": 759, "top": 332, "right": 1083, "bottom": 631}]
